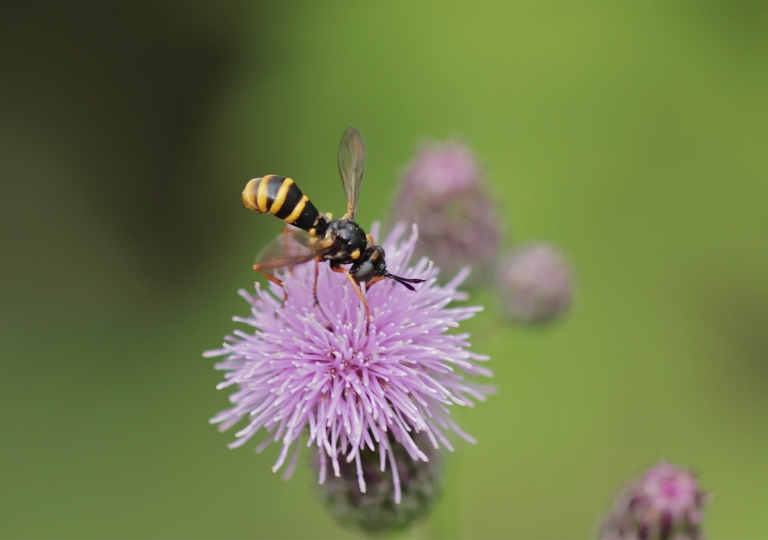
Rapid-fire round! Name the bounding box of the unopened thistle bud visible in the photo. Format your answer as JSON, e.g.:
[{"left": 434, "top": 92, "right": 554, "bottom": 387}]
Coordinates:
[
  {"left": 599, "top": 463, "right": 708, "bottom": 540},
  {"left": 311, "top": 433, "right": 443, "bottom": 535},
  {"left": 497, "top": 242, "right": 572, "bottom": 324},
  {"left": 391, "top": 141, "right": 500, "bottom": 283}
]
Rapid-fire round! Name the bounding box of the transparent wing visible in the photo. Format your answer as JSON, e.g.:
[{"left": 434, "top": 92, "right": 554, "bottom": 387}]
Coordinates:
[
  {"left": 254, "top": 230, "right": 321, "bottom": 270},
  {"left": 337, "top": 126, "right": 366, "bottom": 220}
]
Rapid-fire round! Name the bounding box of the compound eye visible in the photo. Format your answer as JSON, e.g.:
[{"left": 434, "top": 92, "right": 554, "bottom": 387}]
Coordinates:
[{"left": 353, "top": 260, "right": 376, "bottom": 283}]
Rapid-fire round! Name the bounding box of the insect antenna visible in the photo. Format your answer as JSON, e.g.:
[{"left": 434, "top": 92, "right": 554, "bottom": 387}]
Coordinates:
[{"left": 385, "top": 272, "right": 425, "bottom": 291}]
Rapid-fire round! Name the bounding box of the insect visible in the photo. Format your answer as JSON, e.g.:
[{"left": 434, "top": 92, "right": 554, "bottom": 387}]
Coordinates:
[{"left": 241, "top": 126, "right": 424, "bottom": 332}]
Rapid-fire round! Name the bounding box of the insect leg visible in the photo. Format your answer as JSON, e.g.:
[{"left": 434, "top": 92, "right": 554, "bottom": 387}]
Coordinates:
[
  {"left": 366, "top": 233, "right": 375, "bottom": 248},
  {"left": 253, "top": 265, "right": 289, "bottom": 306},
  {"left": 331, "top": 265, "right": 371, "bottom": 334},
  {"left": 313, "top": 256, "right": 322, "bottom": 306},
  {"left": 312, "top": 257, "right": 336, "bottom": 330},
  {"left": 366, "top": 275, "right": 386, "bottom": 289}
]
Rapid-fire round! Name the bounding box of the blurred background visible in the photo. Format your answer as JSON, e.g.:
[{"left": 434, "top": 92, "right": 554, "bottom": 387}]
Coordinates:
[{"left": 2, "top": 1, "right": 768, "bottom": 538}]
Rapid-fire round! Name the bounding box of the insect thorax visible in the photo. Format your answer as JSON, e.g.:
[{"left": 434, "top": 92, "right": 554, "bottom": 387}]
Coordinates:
[{"left": 322, "top": 220, "right": 367, "bottom": 261}]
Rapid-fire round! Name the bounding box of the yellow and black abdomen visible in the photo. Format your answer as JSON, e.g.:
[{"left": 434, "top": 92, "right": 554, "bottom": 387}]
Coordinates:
[{"left": 242, "top": 175, "right": 322, "bottom": 231}]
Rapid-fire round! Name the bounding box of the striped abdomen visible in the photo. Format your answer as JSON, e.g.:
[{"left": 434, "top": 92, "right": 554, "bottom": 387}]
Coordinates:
[{"left": 242, "top": 175, "right": 322, "bottom": 231}]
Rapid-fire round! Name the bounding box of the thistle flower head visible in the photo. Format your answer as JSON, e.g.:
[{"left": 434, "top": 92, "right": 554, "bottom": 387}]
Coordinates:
[
  {"left": 399, "top": 141, "right": 483, "bottom": 199},
  {"left": 391, "top": 141, "right": 501, "bottom": 282},
  {"left": 497, "top": 242, "right": 572, "bottom": 324},
  {"left": 599, "top": 463, "right": 708, "bottom": 540},
  {"left": 206, "top": 223, "right": 492, "bottom": 504}
]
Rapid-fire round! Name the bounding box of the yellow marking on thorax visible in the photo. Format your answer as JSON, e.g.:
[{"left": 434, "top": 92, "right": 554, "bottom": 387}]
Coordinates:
[
  {"left": 284, "top": 195, "right": 308, "bottom": 224},
  {"left": 257, "top": 175, "right": 272, "bottom": 212},
  {"left": 351, "top": 249, "right": 361, "bottom": 260},
  {"left": 316, "top": 236, "right": 335, "bottom": 249},
  {"left": 242, "top": 178, "right": 260, "bottom": 210},
  {"left": 269, "top": 178, "right": 294, "bottom": 215}
]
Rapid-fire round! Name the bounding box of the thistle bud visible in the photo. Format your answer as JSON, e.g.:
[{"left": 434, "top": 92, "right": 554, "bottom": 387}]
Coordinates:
[
  {"left": 599, "top": 463, "right": 708, "bottom": 540},
  {"left": 311, "top": 434, "right": 443, "bottom": 535},
  {"left": 497, "top": 242, "right": 572, "bottom": 324},
  {"left": 391, "top": 141, "right": 500, "bottom": 283}
]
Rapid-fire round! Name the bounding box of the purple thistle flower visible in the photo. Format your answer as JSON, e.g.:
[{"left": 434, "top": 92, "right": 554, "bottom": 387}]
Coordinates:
[
  {"left": 390, "top": 141, "right": 501, "bottom": 284},
  {"left": 497, "top": 242, "right": 573, "bottom": 324},
  {"left": 599, "top": 462, "right": 708, "bottom": 540},
  {"left": 206, "top": 223, "right": 493, "bottom": 504}
]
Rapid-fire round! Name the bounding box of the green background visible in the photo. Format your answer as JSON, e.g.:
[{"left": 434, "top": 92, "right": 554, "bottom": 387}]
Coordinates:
[{"left": 2, "top": 1, "right": 768, "bottom": 538}]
